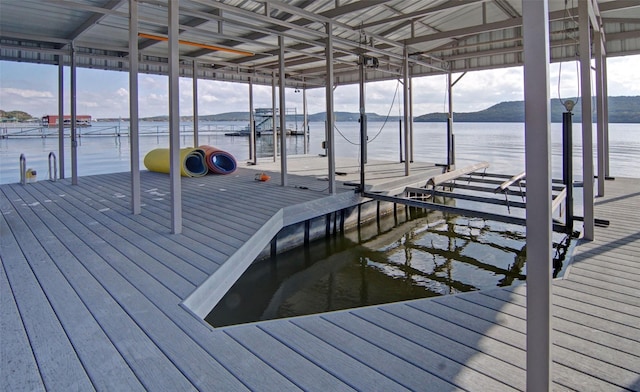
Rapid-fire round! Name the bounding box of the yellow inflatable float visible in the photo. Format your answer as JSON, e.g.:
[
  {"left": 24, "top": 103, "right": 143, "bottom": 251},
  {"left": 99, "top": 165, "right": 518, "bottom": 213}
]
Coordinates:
[{"left": 143, "top": 148, "right": 208, "bottom": 177}]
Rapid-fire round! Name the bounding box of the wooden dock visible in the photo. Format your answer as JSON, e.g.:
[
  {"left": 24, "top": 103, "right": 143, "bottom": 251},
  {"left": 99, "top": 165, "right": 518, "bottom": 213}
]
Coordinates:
[{"left": 1, "top": 161, "right": 638, "bottom": 391}]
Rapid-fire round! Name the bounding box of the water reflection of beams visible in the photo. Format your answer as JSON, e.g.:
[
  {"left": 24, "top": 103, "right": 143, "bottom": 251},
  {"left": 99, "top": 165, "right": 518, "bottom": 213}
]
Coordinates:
[
  {"left": 359, "top": 249, "right": 477, "bottom": 293},
  {"left": 409, "top": 243, "right": 526, "bottom": 281},
  {"left": 375, "top": 221, "right": 526, "bottom": 259}
]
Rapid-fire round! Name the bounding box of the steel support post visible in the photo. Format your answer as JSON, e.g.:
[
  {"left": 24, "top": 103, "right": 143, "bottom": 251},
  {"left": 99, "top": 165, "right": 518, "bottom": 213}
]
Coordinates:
[
  {"left": 325, "top": 22, "right": 336, "bottom": 194},
  {"left": 249, "top": 76, "right": 256, "bottom": 164},
  {"left": 579, "top": 0, "right": 595, "bottom": 240},
  {"left": 595, "top": 31, "right": 605, "bottom": 196},
  {"left": 193, "top": 61, "right": 199, "bottom": 147},
  {"left": 562, "top": 112, "right": 574, "bottom": 233},
  {"left": 303, "top": 86, "right": 309, "bottom": 154},
  {"left": 279, "top": 36, "right": 288, "bottom": 186},
  {"left": 129, "top": 0, "right": 141, "bottom": 214},
  {"left": 70, "top": 43, "right": 78, "bottom": 185},
  {"left": 523, "top": 1, "right": 553, "bottom": 390},
  {"left": 169, "top": 0, "right": 182, "bottom": 234},
  {"left": 272, "top": 70, "right": 277, "bottom": 162},
  {"left": 359, "top": 56, "right": 367, "bottom": 192},
  {"left": 402, "top": 46, "right": 410, "bottom": 176},
  {"left": 57, "top": 55, "right": 65, "bottom": 179}
]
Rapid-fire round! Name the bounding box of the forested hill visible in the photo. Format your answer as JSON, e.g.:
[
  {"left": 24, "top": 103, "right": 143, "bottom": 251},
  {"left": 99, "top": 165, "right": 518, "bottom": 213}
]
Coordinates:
[{"left": 415, "top": 96, "right": 640, "bottom": 123}]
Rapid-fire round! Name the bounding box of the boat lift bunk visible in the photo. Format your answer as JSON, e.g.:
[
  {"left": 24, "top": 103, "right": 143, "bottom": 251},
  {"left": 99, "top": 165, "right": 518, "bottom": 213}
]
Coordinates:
[{"left": 362, "top": 162, "right": 572, "bottom": 234}]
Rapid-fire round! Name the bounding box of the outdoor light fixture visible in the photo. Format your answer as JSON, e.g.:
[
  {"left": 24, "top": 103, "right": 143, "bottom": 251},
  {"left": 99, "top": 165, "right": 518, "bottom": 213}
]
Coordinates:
[
  {"left": 138, "top": 33, "right": 254, "bottom": 56},
  {"left": 362, "top": 56, "right": 379, "bottom": 68}
]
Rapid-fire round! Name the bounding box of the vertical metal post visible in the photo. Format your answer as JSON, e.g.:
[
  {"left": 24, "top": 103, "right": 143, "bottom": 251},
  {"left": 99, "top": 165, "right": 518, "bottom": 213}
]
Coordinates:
[
  {"left": 402, "top": 45, "right": 410, "bottom": 176},
  {"left": 129, "top": 0, "right": 141, "bottom": 215},
  {"left": 447, "top": 72, "right": 454, "bottom": 169},
  {"left": 359, "top": 55, "right": 367, "bottom": 192},
  {"left": 594, "top": 30, "right": 605, "bottom": 197},
  {"left": 193, "top": 60, "right": 199, "bottom": 147},
  {"left": 169, "top": 0, "right": 182, "bottom": 234},
  {"left": 562, "top": 112, "right": 574, "bottom": 233},
  {"left": 57, "top": 55, "right": 65, "bottom": 180},
  {"left": 325, "top": 22, "right": 336, "bottom": 194},
  {"left": 303, "top": 82, "right": 309, "bottom": 155},
  {"left": 603, "top": 58, "right": 610, "bottom": 178},
  {"left": 398, "top": 117, "right": 403, "bottom": 162},
  {"left": 272, "top": 70, "right": 277, "bottom": 162},
  {"left": 523, "top": 1, "right": 552, "bottom": 390},
  {"left": 249, "top": 76, "right": 256, "bottom": 164},
  {"left": 579, "top": 0, "right": 595, "bottom": 240},
  {"left": 279, "top": 36, "right": 287, "bottom": 186},
  {"left": 70, "top": 42, "right": 78, "bottom": 185},
  {"left": 409, "top": 76, "right": 414, "bottom": 163}
]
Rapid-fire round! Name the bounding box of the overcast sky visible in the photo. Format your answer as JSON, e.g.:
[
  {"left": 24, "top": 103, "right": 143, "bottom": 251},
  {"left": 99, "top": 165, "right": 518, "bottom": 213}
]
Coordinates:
[{"left": 1, "top": 55, "right": 639, "bottom": 119}]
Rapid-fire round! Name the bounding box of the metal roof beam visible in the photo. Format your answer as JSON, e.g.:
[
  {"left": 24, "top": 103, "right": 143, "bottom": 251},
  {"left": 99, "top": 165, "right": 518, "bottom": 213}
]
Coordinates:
[
  {"left": 358, "top": 0, "right": 481, "bottom": 29},
  {"left": 66, "top": 0, "right": 127, "bottom": 41}
]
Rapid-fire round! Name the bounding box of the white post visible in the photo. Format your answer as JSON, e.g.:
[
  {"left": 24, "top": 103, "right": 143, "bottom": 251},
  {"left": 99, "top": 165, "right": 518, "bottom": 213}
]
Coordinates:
[
  {"left": 523, "top": 1, "right": 552, "bottom": 390},
  {"left": 70, "top": 42, "right": 78, "bottom": 185},
  {"left": 409, "top": 76, "right": 414, "bottom": 163},
  {"left": 402, "top": 45, "right": 410, "bottom": 176},
  {"left": 595, "top": 30, "right": 605, "bottom": 197},
  {"left": 272, "top": 70, "right": 277, "bottom": 162},
  {"left": 249, "top": 76, "right": 256, "bottom": 165},
  {"left": 169, "top": 0, "right": 182, "bottom": 234},
  {"left": 58, "top": 55, "right": 65, "bottom": 180},
  {"left": 603, "top": 57, "right": 610, "bottom": 178},
  {"left": 447, "top": 72, "right": 454, "bottom": 168},
  {"left": 129, "top": 0, "right": 141, "bottom": 215},
  {"left": 303, "top": 82, "right": 308, "bottom": 155},
  {"left": 325, "top": 22, "right": 336, "bottom": 194},
  {"left": 279, "top": 36, "right": 288, "bottom": 186},
  {"left": 193, "top": 60, "right": 199, "bottom": 147},
  {"left": 579, "top": 0, "right": 595, "bottom": 240}
]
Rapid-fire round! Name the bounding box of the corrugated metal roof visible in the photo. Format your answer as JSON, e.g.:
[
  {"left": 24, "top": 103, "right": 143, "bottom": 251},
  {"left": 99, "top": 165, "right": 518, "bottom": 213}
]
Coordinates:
[{"left": 1, "top": 0, "right": 639, "bottom": 88}]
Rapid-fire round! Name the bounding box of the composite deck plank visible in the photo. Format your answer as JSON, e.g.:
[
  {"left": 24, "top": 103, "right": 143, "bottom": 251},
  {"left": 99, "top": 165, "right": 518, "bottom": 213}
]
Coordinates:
[
  {"left": 552, "top": 283, "right": 640, "bottom": 314},
  {"left": 3, "top": 187, "right": 152, "bottom": 391},
  {"left": 258, "top": 320, "right": 409, "bottom": 391},
  {"left": 20, "top": 183, "right": 201, "bottom": 297},
  {"left": 4, "top": 186, "right": 247, "bottom": 391},
  {"left": 566, "top": 268, "right": 640, "bottom": 292},
  {"left": 323, "top": 310, "right": 519, "bottom": 391},
  {"left": 570, "top": 256, "right": 640, "bottom": 274},
  {"left": 557, "top": 275, "right": 640, "bottom": 301},
  {"left": 468, "top": 289, "right": 640, "bottom": 386},
  {"left": 79, "top": 174, "right": 311, "bottom": 253},
  {"left": 0, "top": 243, "right": 45, "bottom": 392},
  {"left": 65, "top": 176, "right": 242, "bottom": 258},
  {"left": 3, "top": 186, "right": 200, "bottom": 391},
  {"left": 494, "top": 285, "right": 640, "bottom": 330},
  {"left": 198, "top": 332, "right": 302, "bottom": 392},
  {"left": 35, "top": 183, "right": 289, "bottom": 390},
  {"left": 2, "top": 170, "right": 639, "bottom": 392},
  {"left": 291, "top": 316, "right": 461, "bottom": 391},
  {"left": 38, "top": 179, "right": 225, "bottom": 278},
  {"left": 80, "top": 174, "right": 267, "bottom": 238},
  {"left": 405, "top": 299, "right": 629, "bottom": 392},
  {"left": 459, "top": 292, "right": 640, "bottom": 389},
  {"left": 224, "top": 326, "right": 355, "bottom": 392},
  {"left": 380, "top": 302, "right": 526, "bottom": 368},
  {"left": 0, "top": 201, "right": 95, "bottom": 391},
  {"left": 350, "top": 305, "right": 526, "bottom": 390}
]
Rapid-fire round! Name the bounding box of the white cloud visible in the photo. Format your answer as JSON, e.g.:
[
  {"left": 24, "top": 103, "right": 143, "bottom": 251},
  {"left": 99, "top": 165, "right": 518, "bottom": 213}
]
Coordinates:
[{"left": 2, "top": 54, "right": 639, "bottom": 119}]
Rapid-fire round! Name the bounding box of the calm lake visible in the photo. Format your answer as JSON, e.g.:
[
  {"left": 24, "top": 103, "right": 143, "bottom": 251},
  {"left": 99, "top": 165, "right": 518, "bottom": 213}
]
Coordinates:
[{"left": 1, "top": 121, "right": 639, "bottom": 183}]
